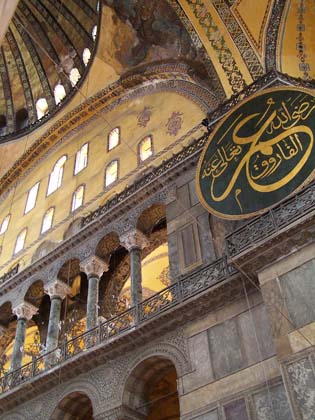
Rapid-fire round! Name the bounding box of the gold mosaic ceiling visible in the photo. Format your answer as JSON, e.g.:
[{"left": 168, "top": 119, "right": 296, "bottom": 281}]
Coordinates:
[{"left": 0, "top": 0, "right": 99, "bottom": 140}]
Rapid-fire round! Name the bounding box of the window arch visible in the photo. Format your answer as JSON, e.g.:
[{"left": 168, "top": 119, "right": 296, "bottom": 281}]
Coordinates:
[
  {"left": 41, "top": 207, "right": 55, "bottom": 234},
  {"left": 105, "top": 160, "right": 119, "bottom": 187},
  {"left": 138, "top": 135, "right": 153, "bottom": 163},
  {"left": 14, "top": 228, "right": 27, "bottom": 255},
  {"left": 74, "top": 143, "right": 88, "bottom": 175},
  {"left": 71, "top": 185, "right": 85, "bottom": 212},
  {"left": 69, "top": 68, "right": 81, "bottom": 87},
  {"left": 108, "top": 127, "right": 120, "bottom": 151},
  {"left": 54, "top": 83, "right": 66, "bottom": 104},
  {"left": 47, "top": 155, "right": 67, "bottom": 196},
  {"left": 36, "top": 98, "right": 48, "bottom": 119},
  {"left": 25, "top": 182, "right": 40, "bottom": 214},
  {"left": 0, "top": 214, "right": 10, "bottom": 235},
  {"left": 82, "top": 48, "right": 91, "bottom": 66}
]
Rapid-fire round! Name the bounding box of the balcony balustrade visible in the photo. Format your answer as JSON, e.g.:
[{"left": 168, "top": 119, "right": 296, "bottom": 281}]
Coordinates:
[{"left": 0, "top": 256, "right": 236, "bottom": 394}]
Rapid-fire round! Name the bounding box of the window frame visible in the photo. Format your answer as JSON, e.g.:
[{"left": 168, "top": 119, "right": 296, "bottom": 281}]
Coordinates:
[
  {"left": 74, "top": 143, "right": 89, "bottom": 176},
  {"left": 71, "top": 184, "right": 85, "bottom": 213},
  {"left": 138, "top": 135, "right": 154, "bottom": 165},
  {"left": 0, "top": 214, "right": 11, "bottom": 235},
  {"left": 24, "top": 182, "right": 40, "bottom": 215},
  {"left": 107, "top": 127, "right": 120, "bottom": 152},
  {"left": 104, "top": 159, "right": 119, "bottom": 188},
  {"left": 14, "top": 228, "right": 27, "bottom": 255},
  {"left": 47, "top": 155, "right": 67, "bottom": 197},
  {"left": 41, "top": 207, "right": 55, "bottom": 235}
]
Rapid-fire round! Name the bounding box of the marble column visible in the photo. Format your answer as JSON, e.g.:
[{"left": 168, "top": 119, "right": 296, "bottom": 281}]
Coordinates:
[
  {"left": 80, "top": 255, "right": 109, "bottom": 331},
  {"left": 10, "top": 302, "right": 38, "bottom": 371},
  {"left": 120, "top": 229, "right": 148, "bottom": 307},
  {"left": 44, "top": 279, "right": 70, "bottom": 353}
]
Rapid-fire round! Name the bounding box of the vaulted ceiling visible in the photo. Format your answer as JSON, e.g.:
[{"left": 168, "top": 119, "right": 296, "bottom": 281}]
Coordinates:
[{"left": 0, "top": 0, "right": 99, "bottom": 139}]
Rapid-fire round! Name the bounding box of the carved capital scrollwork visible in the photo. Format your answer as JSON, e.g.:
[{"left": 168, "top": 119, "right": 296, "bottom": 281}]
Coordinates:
[
  {"left": 44, "top": 279, "right": 71, "bottom": 300},
  {"left": 120, "top": 229, "right": 149, "bottom": 252},
  {"left": 80, "top": 255, "right": 109, "bottom": 278},
  {"left": 12, "top": 301, "right": 38, "bottom": 320}
]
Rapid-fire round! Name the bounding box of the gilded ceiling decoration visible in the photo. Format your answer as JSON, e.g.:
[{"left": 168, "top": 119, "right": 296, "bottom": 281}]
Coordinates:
[{"left": 0, "top": 0, "right": 99, "bottom": 140}]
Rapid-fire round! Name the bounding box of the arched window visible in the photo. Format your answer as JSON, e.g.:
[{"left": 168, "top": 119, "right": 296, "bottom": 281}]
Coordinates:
[
  {"left": 36, "top": 98, "right": 48, "bottom": 119},
  {"left": 71, "top": 185, "right": 85, "bottom": 212},
  {"left": 0, "top": 214, "right": 10, "bottom": 235},
  {"left": 108, "top": 127, "right": 120, "bottom": 151},
  {"left": 15, "top": 108, "right": 28, "bottom": 130},
  {"left": 92, "top": 25, "right": 97, "bottom": 41},
  {"left": 14, "top": 228, "right": 27, "bottom": 255},
  {"left": 54, "top": 84, "right": 66, "bottom": 105},
  {"left": 74, "top": 143, "right": 88, "bottom": 175},
  {"left": 139, "top": 135, "right": 153, "bottom": 163},
  {"left": 105, "top": 160, "right": 118, "bottom": 187},
  {"left": 82, "top": 48, "right": 91, "bottom": 66},
  {"left": 47, "top": 155, "right": 67, "bottom": 196},
  {"left": 25, "top": 182, "right": 40, "bottom": 214},
  {"left": 41, "top": 207, "right": 54, "bottom": 234},
  {"left": 69, "top": 68, "right": 81, "bottom": 87}
]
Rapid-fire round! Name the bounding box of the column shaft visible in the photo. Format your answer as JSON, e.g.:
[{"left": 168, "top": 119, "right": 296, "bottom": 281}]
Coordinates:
[
  {"left": 87, "top": 275, "right": 99, "bottom": 331},
  {"left": 10, "top": 318, "right": 27, "bottom": 371},
  {"left": 46, "top": 296, "right": 62, "bottom": 352},
  {"left": 130, "top": 247, "right": 142, "bottom": 306}
]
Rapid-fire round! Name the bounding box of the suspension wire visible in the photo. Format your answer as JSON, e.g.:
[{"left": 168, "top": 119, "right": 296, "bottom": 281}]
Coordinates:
[{"left": 1, "top": 9, "right": 312, "bottom": 403}]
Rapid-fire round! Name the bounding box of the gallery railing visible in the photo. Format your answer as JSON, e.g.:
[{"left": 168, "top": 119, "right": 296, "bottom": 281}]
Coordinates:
[
  {"left": 226, "top": 181, "right": 315, "bottom": 258},
  {"left": 0, "top": 256, "right": 236, "bottom": 394}
]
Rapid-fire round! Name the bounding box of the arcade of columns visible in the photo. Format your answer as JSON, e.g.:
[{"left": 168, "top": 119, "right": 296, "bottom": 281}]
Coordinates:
[{"left": 4, "top": 228, "right": 148, "bottom": 372}]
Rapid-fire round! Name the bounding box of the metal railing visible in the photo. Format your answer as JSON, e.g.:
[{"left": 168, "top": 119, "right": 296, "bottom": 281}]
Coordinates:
[
  {"left": 0, "top": 256, "right": 236, "bottom": 394},
  {"left": 226, "top": 181, "right": 315, "bottom": 257}
]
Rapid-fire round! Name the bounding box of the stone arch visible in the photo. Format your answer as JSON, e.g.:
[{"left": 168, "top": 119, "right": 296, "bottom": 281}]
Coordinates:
[
  {"left": 49, "top": 391, "right": 94, "bottom": 420},
  {"left": 136, "top": 203, "right": 166, "bottom": 235},
  {"left": 57, "top": 258, "right": 81, "bottom": 285},
  {"left": 32, "top": 240, "right": 58, "bottom": 263},
  {"left": 54, "top": 378, "right": 103, "bottom": 416},
  {"left": 95, "top": 231, "right": 121, "bottom": 260},
  {"left": 63, "top": 217, "right": 84, "bottom": 240},
  {"left": 122, "top": 344, "right": 189, "bottom": 418}
]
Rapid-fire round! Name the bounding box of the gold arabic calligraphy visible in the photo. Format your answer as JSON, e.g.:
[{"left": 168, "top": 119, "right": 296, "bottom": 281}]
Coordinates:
[{"left": 201, "top": 94, "right": 315, "bottom": 210}]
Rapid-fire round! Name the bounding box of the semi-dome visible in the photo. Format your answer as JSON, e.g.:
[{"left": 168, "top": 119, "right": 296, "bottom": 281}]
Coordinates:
[{"left": 0, "top": 0, "right": 100, "bottom": 141}]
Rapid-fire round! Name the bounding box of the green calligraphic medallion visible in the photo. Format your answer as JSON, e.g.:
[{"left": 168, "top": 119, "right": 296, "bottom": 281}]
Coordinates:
[{"left": 196, "top": 87, "right": 315, "bottom": 219}]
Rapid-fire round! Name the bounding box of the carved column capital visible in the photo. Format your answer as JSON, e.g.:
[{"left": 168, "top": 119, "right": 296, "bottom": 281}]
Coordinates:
[
  {"left": 44, "top": 279, "right": 71, "bottom": 300},
  {"left": 80, "top": 255, "right": 109, "bottom": 277},
  {"left": 13, "top": 301, "right": 38, "bottom": 320},
  {"left": 120, "top": 229, "right": 149, "bottom": 251}
]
